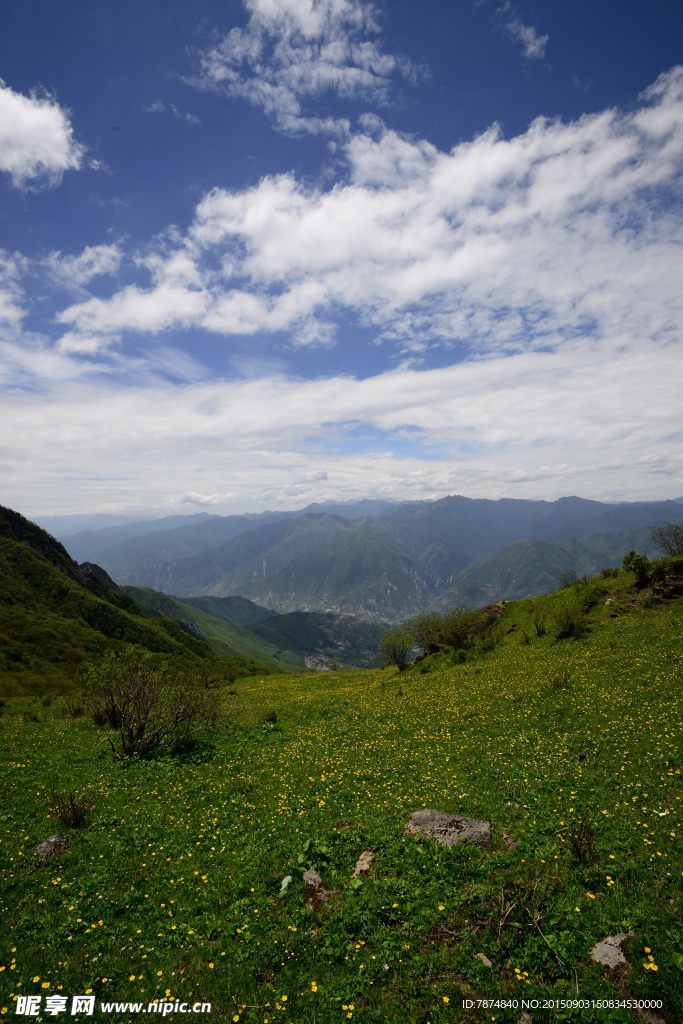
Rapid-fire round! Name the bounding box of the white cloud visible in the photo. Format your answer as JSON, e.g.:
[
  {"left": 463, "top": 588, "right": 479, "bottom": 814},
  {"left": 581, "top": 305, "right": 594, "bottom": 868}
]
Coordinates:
[
  {"left": 46, "top": 244, "right": 122, "bottom": 289},
  {"left": 1, "top": 333, "right": 681, "bottom": 514},
  {"left": 143, "top": 101, "right": 201, "bottom": 125},
  {"left": 0, "top": 79, "right": 84, "bottom": 187},
  {"left": 0, "top": 252, "right": 26, "bottom": 325},
  {"left": 196, "top": 0, "right": 412, "bottom": 134},
  {"left": 55, "top": 67, "right": 683, "bottom": 359},
  {"left": 497, "top": 3, "right": 548, "bottom": 61}
]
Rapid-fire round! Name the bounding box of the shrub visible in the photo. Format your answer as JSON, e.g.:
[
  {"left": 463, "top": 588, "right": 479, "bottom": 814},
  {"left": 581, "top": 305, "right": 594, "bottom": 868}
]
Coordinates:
[
  {"left": 378, "top": 629, "right": 413, "bottom": 672},
  {"left": 623, "top": 550, "right": 651, "bottom": 588},
  {"left": 600, "top": 566, "right": 619, "bottom": 579},
  {"left": 557, "top": 569, "right": 578, "bottom": 589},
  {"left": 83, "top": 647, "right": 220, "bottom": 759},
  {"left": 530, "top": 602, "right": 546, "bottom": 637},
  {"left": 50, "top": 788, "right": 94, "bottom": 829},
  {"left": 568, "top": 815, "right": 596, "bottom": 864},
  {"left": 555, "top": 601, "right": 587, "bottom": 640},
  {"left": 651, "top": 522, "right": 683, "bottom": 557},
  {"left": 441, "top": 608, "right": 488, "bottom": 651},
  {"left": 548, "top": 669, "right": 571, "bottom": 690}
]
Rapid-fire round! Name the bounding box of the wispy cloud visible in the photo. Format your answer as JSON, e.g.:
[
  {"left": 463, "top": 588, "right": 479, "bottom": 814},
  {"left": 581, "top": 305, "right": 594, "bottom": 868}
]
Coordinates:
[
  {"left": 497, "top": 2, "right": 548, "bottom": 61},
  {"left": 143, "top": 101, "right": 201, "bottom": 125},
  {"left": 46, "top": 244, "right": 122, "bottom": 289},
  {"left": 194, "top": 0, "right": 413, "bottom": 135},
  {"left": 0, "top": 78, "right": 84, "bottom": 187}
]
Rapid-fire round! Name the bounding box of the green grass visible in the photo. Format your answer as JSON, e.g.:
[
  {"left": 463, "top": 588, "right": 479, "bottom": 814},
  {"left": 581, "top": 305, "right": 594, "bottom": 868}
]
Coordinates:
[{"left": 0, "top": 567, "right": 681, "bottom": 1022}]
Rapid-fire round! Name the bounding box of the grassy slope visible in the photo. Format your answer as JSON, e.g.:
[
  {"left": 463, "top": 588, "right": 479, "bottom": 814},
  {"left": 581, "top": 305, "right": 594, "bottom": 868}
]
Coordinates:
[
  {"left": 0, "top": 533, "right": 209, "bottom": 697},
  {"left": 0, "top": 565, "right": 681, "bottom": 1022}
]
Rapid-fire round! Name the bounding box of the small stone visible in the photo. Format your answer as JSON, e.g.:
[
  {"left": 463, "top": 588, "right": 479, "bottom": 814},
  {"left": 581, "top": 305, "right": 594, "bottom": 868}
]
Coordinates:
[
  {"left": 405, "top": 809, "right": 492, "bottom": 849},
  {"left": 501, "top": 830, "right": 517, "bottom": 850},
  {"left": 589, "top": 932, "right": 633, "bottom": 969},
  {"left": 353, "top": 851, "right": 375, "bottom": 877},
  {"left": 303, "top": 868, "right": 336, "bottom": 904},
  {"left": 34, "top": 835, "right": 69, "bottom": 860},
  {"left": 474, "top": 952, "right": 492, "bottom": 968}
]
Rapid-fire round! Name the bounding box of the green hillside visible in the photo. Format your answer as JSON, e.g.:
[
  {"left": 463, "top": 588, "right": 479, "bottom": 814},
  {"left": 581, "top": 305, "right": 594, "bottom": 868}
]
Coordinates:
[
  {"left": 0, "top": 507, "right": 268, "bottom": 695},
  {"left": 434, "top": 527, "right": 663, "bottom": 610},
  {"left": 1, "top": 559, "right": 681, "bottom": 1021}
]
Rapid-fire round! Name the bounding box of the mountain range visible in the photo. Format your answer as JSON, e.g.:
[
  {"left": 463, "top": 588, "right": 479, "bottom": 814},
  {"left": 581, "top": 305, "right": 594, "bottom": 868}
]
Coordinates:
[{"left": 59, "top": 495, "right": 683, "bottom": 620}]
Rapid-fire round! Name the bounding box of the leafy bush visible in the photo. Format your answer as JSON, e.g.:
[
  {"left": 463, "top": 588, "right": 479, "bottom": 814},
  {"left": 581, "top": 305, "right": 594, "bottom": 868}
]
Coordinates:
[
  {"left": 600, "top": 566, "right": 619, "bottom": 579},
  {"left": 623, "top": 550, "right": 651, "bottom": 588},
  {"left": 83, "top": 647, "right": 220, "bottom": 759},
  {"left": 441, "top": 608, "right": 489, "bottom": 651},
  {"left": 378, "top": 629, "right": 412, "bottom": 672}
]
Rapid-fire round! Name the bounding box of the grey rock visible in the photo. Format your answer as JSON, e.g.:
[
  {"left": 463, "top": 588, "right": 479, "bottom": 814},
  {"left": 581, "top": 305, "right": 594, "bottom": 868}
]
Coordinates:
[
  {"left": 474, "top": 952, "right": 493, "bottom": 968},
  {"left": 34, "top": 835, "right": 69, "bottom": 860},
  {"left": 405, "top": 809, "right": 492, "bottom": 848},
  {"left": 589, "top": 932, "right": 633, "bottom": 969}
]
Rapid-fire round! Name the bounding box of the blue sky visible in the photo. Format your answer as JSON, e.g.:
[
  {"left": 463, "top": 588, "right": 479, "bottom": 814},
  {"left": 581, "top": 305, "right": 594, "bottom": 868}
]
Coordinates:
[{"left": 1, "top": 0, "right": 682, "bottom": 516}]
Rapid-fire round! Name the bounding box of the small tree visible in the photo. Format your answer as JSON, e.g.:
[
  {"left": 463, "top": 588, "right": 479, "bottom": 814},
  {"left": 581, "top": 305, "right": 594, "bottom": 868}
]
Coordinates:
[
  {"left": 651, "top": 522, "right": 683, "bottom": 557},
  {"left": 408, "top": 611, "right": 443, "bottom": 656},
  {"left": 379, "top": 629, "right": 412, "bottom": 672},
  {"left": 84, "top": 647, "right": 219, "bottom": 759}
]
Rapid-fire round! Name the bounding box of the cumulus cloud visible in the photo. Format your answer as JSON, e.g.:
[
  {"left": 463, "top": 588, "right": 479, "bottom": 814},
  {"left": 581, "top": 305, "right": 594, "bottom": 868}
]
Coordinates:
[
  {"left": 59, "top": 66, "right": 683, "bottom": 362},
  {"left": 195, "top": 0, "right": 412, "bottom": 134},
  {"left": 497, "top": 3, "right": 548, "bottom": 61},
  {"left": 0, "top": 79, "right": 84, "bottom": 187}
]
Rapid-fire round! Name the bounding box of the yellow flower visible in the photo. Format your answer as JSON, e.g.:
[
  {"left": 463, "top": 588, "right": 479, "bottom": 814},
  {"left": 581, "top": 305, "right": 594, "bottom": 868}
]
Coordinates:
[
  {"left": 438, "top": 904, "right": 445, "bottom": 911},
  {"left": 310, "top": 981, "right": 318, "bottom": 992},
  {"left": 32, "top": 977, "right": 39, "bottom": 983},
  {"left": 442, "top": 996, "right": 450, "bottom": 1004},
  {"left": 129, "top": 976, "right": 135, "bottom": 982},
  {"left": 280, "top": 995, "right": 287, "bottom": 1001}
]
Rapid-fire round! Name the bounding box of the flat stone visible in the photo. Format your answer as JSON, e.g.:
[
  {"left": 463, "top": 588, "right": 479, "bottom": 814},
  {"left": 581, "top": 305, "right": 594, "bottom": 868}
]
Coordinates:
[
  {"left": 34, "top": 835, "right": 69, "bottom": 860},
  {"left": 474, "top": 952, "right": 493, "bottom": 968},
  {"left": 589, "top": 932, "right": 633, "bottom": 969},
  {"left": 405, "top": 809, "right": 492, "bottom": 849},
  {"left": 353, "top": 850, "right": 375, "bottom": 877}
]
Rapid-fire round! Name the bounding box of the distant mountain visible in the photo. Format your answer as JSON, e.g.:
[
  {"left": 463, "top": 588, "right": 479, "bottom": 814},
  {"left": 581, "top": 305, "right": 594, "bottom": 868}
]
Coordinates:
[
  {"left": 126, "top": 586, "right": 384, "bottom": 671},
  {"left": 59, "top": 495, "right": 682, "bottom": 621}
]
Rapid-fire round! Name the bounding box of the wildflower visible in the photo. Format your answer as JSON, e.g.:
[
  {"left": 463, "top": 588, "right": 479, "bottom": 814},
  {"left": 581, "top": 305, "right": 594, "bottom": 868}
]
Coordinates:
[
  {"left": 442, "top": 995, "right": 449, "bottom": 1003},
  {"left": 310, "top": 981, "right": 318, "bottom": 992}
]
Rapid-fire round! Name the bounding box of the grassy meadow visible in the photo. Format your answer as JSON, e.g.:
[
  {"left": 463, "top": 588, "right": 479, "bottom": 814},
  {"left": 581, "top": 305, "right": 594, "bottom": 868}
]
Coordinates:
[{"left": 0, "top": 568, "right": 681, "bottom": 1023}]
